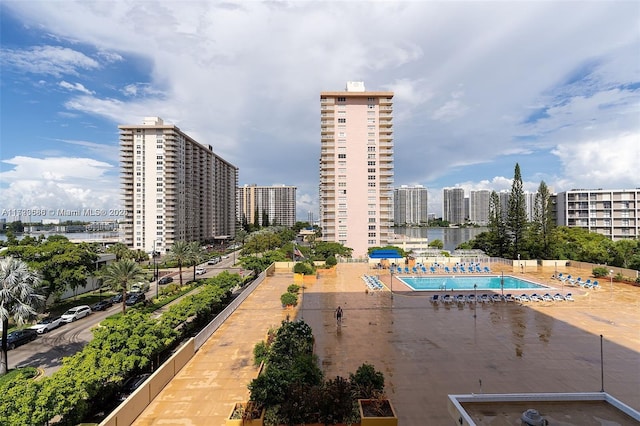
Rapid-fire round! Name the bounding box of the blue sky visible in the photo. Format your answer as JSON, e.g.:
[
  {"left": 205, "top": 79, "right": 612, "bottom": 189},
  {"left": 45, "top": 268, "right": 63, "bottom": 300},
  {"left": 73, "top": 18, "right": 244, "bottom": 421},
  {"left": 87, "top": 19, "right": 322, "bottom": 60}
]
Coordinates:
[{"left": 1, "top": 1, "right": 639, "bottom": 221}]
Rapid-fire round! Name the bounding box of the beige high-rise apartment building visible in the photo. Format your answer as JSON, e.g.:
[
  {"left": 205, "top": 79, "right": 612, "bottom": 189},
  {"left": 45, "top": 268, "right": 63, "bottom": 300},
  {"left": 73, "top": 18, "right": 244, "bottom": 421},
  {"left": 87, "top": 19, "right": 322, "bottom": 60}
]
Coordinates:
[
  {"left": 319, "top": 82, "right": 394, "bottom": 257},
  {"left": 237, "top": 184, "right": 297, "bottom": 228},
  {"left": 120, "top": 117, "right": 238, "bottom": 255}
]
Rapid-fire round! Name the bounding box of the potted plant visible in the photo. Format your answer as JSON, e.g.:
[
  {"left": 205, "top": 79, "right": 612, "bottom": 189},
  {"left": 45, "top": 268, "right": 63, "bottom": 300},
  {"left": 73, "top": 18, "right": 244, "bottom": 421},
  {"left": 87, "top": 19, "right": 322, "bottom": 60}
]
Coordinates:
[
  {"left": 280, "top": 292, "right": 298, "bottom": 307},
  {"left": 358, "top": 394, "right": 397, "bottom": 426},
  {"left": 226, "top": 401, "right": 265, "bottom": 426}
]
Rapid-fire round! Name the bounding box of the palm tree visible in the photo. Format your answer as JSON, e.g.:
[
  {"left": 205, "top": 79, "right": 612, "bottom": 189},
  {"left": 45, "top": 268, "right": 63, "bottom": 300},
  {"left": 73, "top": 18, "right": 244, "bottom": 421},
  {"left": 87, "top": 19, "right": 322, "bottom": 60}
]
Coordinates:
[
  {"left": 188, "top": 241, "right": 206, "bottom": 281},
  {"left": 99, "top": 259, "right": 146, "bottom": 314},
  {"left": 1, "top": 257, "right": 45, "bottom": 375},
  {"left": 167, "top": 241, "right": 191, "bottom": 286}
]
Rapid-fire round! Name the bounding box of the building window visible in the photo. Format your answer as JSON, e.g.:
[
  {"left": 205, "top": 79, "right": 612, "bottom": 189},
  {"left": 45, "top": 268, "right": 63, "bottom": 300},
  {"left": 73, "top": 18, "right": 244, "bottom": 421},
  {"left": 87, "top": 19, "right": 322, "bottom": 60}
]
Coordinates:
[
  {"left": 368, "top": 104, "right": 375, "bottom": 109},
  {"left": 368, "top": 146, "right": 376, "bottom": 152},
  {"left": 368, "top": 232, "right": 377, "bottom": 237},
  {"left": 368, "top": 182, "right": 376, "bottom": 187},
  {"left": 367, "top": 97, "right": 376, "bottom": 102},
  {"left": 368, "top": 225, "right": 376, "bottom": 230},
  {"left": 368, "top": 132, "right": 375, "bottom": 137},
  {"left": 368, "top": 154, "right": 376, "bottom": 159},
  {"left": 368, "top": 218, "right": 376, "bottom": 223},
  {"left": 338, "top": 154, "right": 346, "bottom": 159},
  {"left": 338, "top": 132, "right": 346, "bottom": 137},
  {"left": 368, "top": 168, "right": 376, "bottom": 173},
  {"left": 338, "top": 182, "right": 346, "bottom": 187},
  {"left": 337, "top": 97, "right": 346, "bottom": 102},
  {"left": 368, "top": 139, "right": 376, "bottom": 145},
  {"left": 368, "top": 239, "right": 376, "bottom": 244},
  {"left": 368, "top": 161, "right": 376, "bottom": 166},
  {"left": 368, "top": 211, "right": 376, "bottom": 215},
  {"left": 338, "top": 118, "right": 346, "bottom": 123},
  {"left": 368, "top": 175, "right": 376, "bottom": 180}
]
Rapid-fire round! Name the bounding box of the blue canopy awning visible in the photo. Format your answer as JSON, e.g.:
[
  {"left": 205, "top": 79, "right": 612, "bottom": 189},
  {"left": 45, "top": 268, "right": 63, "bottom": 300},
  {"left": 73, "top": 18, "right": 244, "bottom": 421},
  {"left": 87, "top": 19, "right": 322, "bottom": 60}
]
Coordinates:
[{"left": 369, "top": 249, "right": 402, "bottom": 259}]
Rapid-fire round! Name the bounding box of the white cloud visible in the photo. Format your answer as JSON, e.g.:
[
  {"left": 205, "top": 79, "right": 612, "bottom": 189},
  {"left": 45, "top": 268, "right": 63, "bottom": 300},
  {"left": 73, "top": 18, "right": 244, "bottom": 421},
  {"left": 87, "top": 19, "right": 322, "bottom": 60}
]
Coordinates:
[
  {"left": 0, "top": 156, "right": 119, "bottom": 217},
  {"left": 59, "top": 81, "right": 94, "bottom": 95},
  {"left": 3, "top": 1, "right": 639, "bottom": 221},
  {"left": 1, "top": 45, "right": 99, "bottom": 77}
]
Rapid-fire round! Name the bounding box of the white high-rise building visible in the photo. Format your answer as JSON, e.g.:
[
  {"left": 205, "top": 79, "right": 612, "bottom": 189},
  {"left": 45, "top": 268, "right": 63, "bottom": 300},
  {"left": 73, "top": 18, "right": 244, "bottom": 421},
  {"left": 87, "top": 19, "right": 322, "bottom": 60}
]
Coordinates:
[
  {"left": 237, "top": 184, "right": 297, "bottom": 228},
  {"left": 469, "top": 190, "right": 491, "bottom": 225},
  {"left": 120, "top": 117, "right": 238, "bottom": 254},
  {"left": 394, "top": 185, "right": 428, "bottom": 225},
  {"left": 556, "top": 188, "right": 639, "bottom": 240},
  {"left": 319, "top": 82, "right": 394, "bottom": 257},
  {"left": 443, "top": 188, "right": 466, "bottom": 225}
]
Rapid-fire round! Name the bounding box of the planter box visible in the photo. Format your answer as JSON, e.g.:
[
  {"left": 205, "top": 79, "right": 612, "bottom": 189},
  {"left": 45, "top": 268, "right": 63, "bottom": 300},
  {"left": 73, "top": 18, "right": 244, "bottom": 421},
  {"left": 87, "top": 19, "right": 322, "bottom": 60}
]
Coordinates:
[
  {"left": 317, "top": 266, "right": 337, "bottom": 276},
  {"left": 226, "top": 402, "right": 265, "bottom": 426},
  {"left": 358, "top": 399, "right": 398, "bottom": 426}
]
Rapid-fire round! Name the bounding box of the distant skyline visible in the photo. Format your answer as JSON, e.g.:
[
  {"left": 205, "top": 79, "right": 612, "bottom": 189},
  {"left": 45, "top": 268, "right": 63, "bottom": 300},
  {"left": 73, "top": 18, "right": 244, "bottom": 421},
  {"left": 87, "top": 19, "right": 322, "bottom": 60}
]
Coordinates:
[{"left": 1, "top": 2, "right": 638, "bottom": 222}]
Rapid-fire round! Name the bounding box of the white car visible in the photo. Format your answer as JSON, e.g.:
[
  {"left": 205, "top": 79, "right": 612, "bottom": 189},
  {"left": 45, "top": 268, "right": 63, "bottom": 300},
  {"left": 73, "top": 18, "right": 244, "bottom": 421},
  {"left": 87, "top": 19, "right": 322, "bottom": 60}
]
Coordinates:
[
  {"left": 60, "top": 305, "right": 92, "bottom": 323},
  {"left": 195, "top": 268, "right": 206, "bottom": 275},
  {"left": 30, "top": 316, "right": 63, "bottom": 334}
]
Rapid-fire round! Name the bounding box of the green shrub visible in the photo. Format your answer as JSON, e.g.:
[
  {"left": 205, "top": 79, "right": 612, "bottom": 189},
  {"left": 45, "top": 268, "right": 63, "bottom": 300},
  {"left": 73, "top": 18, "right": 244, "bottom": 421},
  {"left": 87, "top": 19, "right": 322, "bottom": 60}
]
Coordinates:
[
  {"left": 349, "top": 363, "right": 385, "bottom": 399},
  {"left": 592, "top": 267, "right": 609, "bottom": 278},
  {"left": 293, "top": 261, "right": 316, "bottom": 275},
  {"left": 287, "top": 284, "right": 300, "bottom": 294},
  {"left": 325, "top": 255, "right": 337, "bottom": 266},
  {"left": 253, "top": 341, "right": 269, "bottom": 367},
  {"left": 280, "top": 292, "right": 298, "bottom": 307}
]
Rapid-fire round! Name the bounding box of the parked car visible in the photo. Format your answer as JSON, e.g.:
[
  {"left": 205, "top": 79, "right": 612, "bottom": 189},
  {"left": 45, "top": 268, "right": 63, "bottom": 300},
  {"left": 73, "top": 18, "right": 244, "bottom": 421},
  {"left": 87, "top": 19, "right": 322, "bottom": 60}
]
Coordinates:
[
  {"left": 125, "top": 292, "right": 146, "bottom": 306},
  {"left": 130, "top": 281, "right": 150, "bottom": 293},
  {"left": 195, "top": 268, "right": 206, "bottom": 275},
  {"left": 60, "top": 305, "right": 92, "bottom": 323},
  {"left": 158, "top": 276, "right": 173, "bottom": 285},
  {"left": 91, "top": 299, "right": 113, "bottom": 311},
  {"left": 207, "top": 256, "right": 221, "bottom": 265},
  {"left": 7, "top": 329, "right": 38, "bottom": 349},
  {"left": 30, "top": 316, "right": 63, "bottom": 334},
  {"left": 111, "top": 292, "right": 130, "bottom": 304},
  {"left": 117, "top": 373, "right": 152, "bottom": 401}
]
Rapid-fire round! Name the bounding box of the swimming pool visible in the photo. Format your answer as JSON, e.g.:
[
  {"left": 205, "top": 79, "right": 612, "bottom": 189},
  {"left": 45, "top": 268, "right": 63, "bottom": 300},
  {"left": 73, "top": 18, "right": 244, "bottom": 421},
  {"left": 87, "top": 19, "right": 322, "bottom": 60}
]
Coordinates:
[{"left": 398, "top": 276, "right": 548, "bottom": 291}]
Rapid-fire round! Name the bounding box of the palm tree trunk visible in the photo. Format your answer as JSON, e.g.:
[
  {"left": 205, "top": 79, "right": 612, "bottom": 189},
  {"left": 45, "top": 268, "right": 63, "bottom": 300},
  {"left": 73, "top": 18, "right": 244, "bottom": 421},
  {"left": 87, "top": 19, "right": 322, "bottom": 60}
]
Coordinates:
[
  {"left": 121, "top": 286, "right": 127, "bottom": 314},
  {"left": 179, "top": 263, "right": 183, "bottom": 286},
  {"left": 1, "top": 318, "right": 10, "bottom": 375}
]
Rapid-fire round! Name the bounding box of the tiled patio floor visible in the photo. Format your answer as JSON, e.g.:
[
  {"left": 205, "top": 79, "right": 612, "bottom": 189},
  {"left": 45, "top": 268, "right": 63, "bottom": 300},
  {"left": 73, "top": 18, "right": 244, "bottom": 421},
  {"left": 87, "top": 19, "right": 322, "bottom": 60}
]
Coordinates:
[{"left": 134, "top": 263, "right": 640, "bottom": 425}]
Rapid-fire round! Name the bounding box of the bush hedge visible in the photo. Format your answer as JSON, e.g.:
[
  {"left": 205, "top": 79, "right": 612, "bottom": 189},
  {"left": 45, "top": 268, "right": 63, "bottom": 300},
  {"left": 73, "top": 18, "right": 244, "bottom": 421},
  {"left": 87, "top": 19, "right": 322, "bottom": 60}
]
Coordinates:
[{"left": 0, "top": 271, "right": 244, "bottom": 425}]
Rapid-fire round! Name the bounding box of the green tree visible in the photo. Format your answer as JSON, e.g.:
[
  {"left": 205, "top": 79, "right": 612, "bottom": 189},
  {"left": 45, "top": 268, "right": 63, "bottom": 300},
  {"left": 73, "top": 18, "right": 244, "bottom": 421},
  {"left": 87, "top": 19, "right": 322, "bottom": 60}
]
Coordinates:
[
  {"left": 428, "top": 239, "right": 444, "bottom": 249},
  {"left": 168, "top": 241, "right": 191, "bottom": 286},
  {"left": 612, "top": 239, "right": 638, "bottom": 269},
  {"left": 99, "top": 259, "right": 147, "bottom": 314},
  {"left": 528, "top": 181, "right": 556, "bottom": 259},
  {"left": 0, "top": 257, "right": 45, "bottom": 375},
  {"left": 506, "top": 163, "right": 528, "bottom": 259},
  {"left": 188, "top": 241, "right": 207, "bottom": 281},
  {"left": 106, "top": 242, "right": 133, "bottom": 261}
]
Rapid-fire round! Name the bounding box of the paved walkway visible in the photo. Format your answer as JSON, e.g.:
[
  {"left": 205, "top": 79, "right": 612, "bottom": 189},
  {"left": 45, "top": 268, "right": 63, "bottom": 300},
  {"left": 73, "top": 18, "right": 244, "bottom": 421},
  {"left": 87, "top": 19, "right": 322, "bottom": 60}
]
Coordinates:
[{"left": 135, "top": 263, "right": 640, "bottom": 425}]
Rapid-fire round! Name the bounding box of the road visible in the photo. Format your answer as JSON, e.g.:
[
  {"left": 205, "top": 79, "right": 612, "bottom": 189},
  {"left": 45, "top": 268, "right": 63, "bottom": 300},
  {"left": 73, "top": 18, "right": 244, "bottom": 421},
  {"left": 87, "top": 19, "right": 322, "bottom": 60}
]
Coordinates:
[{"left": 7, "top": 253, "right": 241, "bottom": 376}]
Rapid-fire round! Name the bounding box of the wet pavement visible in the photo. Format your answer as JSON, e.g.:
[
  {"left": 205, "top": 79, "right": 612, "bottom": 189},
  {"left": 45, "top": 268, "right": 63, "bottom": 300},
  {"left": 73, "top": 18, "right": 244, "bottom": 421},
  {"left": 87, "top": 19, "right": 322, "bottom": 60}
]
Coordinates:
[{"left": 134, "top": 262, "right": 640, "bottom": 425}]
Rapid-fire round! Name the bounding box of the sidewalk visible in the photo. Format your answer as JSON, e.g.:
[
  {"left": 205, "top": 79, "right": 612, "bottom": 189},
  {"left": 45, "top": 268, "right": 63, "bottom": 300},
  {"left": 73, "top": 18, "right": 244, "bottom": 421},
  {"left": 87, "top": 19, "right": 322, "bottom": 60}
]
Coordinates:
[{"left": 133, "top": 271, "right": 296, "bottom": 425}]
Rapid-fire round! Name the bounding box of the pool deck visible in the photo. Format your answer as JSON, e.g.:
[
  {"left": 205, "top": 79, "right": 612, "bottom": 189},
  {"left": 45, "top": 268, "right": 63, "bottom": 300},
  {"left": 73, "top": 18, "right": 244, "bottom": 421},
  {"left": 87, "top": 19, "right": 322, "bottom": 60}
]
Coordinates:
[{"left": 133, "top": 262, "right": 640, "bottom": 425}]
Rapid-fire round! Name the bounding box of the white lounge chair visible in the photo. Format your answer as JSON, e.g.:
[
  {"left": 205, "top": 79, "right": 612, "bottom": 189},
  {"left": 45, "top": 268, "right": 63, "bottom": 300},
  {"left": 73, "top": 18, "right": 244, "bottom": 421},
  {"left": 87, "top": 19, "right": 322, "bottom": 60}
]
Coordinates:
[
  {"left": 530, "top": 293, "right": 541, "bottom": 302},
  {"left": 541, "top": 293, "right": 553, "bottom": 302},
  {"left": 565, "top": 293, "right": 575, "bottom": 301},
  {"left": 430, "top": 294, "right": 440, "bottom": 304},
  {"left": 553, "top": 293, "right": 564, "bottom": 301},
  {"left": 492, "top": 294, "right": 502, "bottom": 303},
  {"left": 519, "top": 294, "right": 531, "bottom": 302}
]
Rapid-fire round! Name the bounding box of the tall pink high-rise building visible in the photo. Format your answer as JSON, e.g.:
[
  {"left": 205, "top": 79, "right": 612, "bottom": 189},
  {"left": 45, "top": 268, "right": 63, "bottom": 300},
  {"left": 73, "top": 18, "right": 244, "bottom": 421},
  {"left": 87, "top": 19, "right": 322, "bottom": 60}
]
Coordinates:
[{"left": 319, "top": 82, "right": 394, "bottom": 258}]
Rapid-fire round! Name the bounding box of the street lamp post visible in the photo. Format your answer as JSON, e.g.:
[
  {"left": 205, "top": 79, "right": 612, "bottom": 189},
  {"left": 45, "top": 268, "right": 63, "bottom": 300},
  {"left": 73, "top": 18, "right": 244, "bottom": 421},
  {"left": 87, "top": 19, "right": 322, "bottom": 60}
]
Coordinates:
[
  {"left": 473, "top": 283, "right": 477, "bottom": 318},
  {"left": 500, "top": 271, "right": 504, "bottom": 297},
  {"left": 609, "top": 269, "right": 614, "bottom": 297},
  {"left": 390, "top": 268, "right": 394, "bottom": 300},
  {"left": 154, "top": 241, "right": 159, "bottom": 300}
]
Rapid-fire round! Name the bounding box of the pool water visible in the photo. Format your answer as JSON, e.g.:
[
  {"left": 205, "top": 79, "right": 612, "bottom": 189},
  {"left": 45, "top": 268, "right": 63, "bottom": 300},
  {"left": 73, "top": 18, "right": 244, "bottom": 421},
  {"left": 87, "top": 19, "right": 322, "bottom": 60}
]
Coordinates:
[{"left": 399, "top": 276, "right": 548, "bottom": 291}]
